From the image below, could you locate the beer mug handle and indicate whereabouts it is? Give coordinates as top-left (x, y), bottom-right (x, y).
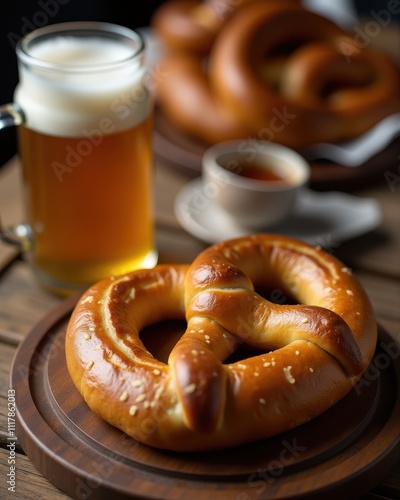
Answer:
top-left (0, 102), bottom-right (31, 250)
top-left (0, 102), bottom-right (25, 130)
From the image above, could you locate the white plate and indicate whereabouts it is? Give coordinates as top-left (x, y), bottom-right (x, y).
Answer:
top-left (174, 178), bottom-right (382, 246)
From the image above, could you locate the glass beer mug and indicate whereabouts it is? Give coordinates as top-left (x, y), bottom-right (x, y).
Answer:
top-left (0, 22), bottom-right (157, 295)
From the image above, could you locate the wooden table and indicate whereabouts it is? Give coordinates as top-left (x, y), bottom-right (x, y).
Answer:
top-left (0, 152), bottom-right (399, 499)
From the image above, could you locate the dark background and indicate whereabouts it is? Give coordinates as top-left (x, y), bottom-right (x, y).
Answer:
top-left (0, 0), bottom-right (397, 168)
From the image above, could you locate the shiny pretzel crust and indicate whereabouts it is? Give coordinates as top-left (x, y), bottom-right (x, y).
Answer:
top-left (66, 234), bottom-right (377, 451)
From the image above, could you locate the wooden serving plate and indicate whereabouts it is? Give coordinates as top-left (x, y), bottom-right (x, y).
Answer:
top-left (10, 295), bottom-right (400, 499)
top-left (153, 110), bottom-right (400, 191)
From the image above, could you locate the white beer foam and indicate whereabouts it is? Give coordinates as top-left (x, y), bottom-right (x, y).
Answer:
top-left (29, 36), bottom-right (134, 64)
top-left (15, 36), bottom-right (149, 136)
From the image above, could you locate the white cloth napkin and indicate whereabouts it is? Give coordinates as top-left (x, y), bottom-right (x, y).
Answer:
top-left (301, 113), bottom-right (400, 166)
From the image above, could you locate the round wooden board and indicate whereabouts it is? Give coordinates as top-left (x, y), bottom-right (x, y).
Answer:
top-left (153, 110), bottom-right (400, 191)
top-left (10, 295), bottom-right (400, 500)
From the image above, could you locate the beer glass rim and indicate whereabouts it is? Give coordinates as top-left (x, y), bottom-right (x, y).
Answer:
top-left (16, 21), bottom-right (145, 73)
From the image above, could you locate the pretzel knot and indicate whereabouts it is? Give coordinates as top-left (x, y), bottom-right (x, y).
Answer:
top-left (66, 235), bottom-right (377, 451)
top-left (154, 1), bottom-right (400, 148)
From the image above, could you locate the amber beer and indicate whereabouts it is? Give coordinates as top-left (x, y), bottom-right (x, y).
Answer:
top-left (13, 23), bottom-right (157, 294)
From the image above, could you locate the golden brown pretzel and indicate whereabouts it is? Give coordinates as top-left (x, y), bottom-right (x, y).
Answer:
top-left (66, 234), bottom-right (377, 451)
top-left (210, 2), bottom-right (400, 146)
top-left (155, 1), bottom-right (400, 148)
top-left (151, 0), bottom-right (280, 54)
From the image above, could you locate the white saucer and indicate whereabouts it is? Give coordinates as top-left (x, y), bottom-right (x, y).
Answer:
top-left (174, 178), bottom-right (382, 246)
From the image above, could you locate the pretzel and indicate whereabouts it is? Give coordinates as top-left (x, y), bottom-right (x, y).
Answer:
top-left (151, 0), bottom-right (278, 54)
top-left (155, 1), bottom-right (400, 148)
top-left (66, 234), bottom-right (377, 451)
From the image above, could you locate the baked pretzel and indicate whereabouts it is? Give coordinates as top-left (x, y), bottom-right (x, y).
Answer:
top-left (151, 0), bottom-right (282, 54)
top-left (66, 234), bottom-right (377, 451)
top-left (155, 1), bottom-right (400, 148)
